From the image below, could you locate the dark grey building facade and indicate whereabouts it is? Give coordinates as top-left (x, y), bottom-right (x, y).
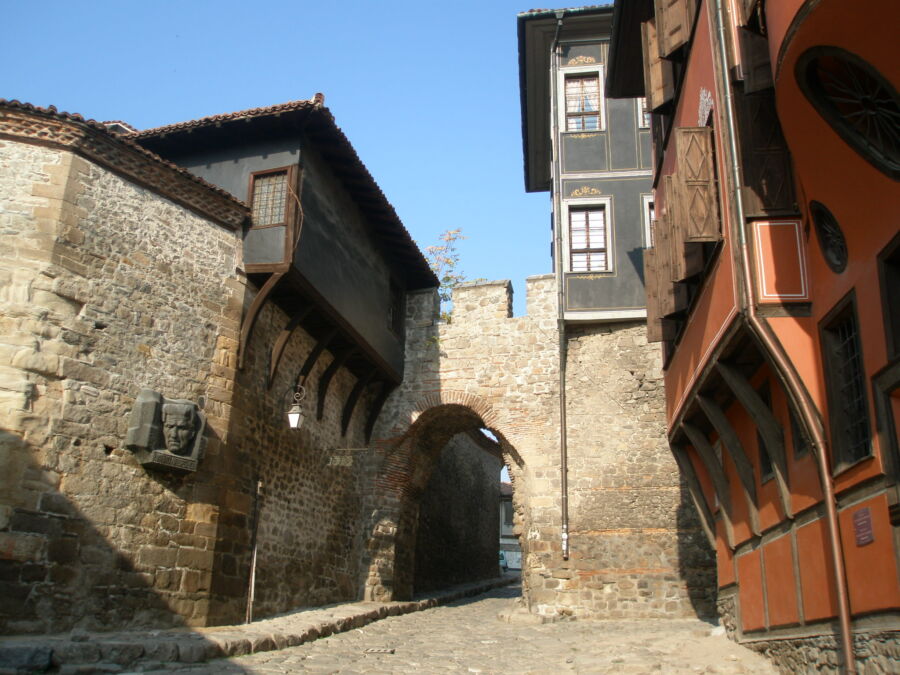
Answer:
top-left (519, 6), bottom-right (653, 321)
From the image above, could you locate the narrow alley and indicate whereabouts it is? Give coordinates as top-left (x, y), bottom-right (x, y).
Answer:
top-left (153, 584), bottom-right (777, 674)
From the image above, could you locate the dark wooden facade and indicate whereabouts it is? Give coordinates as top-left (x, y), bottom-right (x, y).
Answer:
top-left (137, 98), bottom-right (436, 435)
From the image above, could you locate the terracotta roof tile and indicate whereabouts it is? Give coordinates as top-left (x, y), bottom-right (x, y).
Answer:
top-left (0, 99), bottom-right (246, 210)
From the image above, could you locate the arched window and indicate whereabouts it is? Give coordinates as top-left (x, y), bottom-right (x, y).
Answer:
top-left (796, 46), bottom-right (900, 179)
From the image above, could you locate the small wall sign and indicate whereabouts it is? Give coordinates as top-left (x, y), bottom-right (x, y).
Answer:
top-left (852, 507), bottom-right (874, 547)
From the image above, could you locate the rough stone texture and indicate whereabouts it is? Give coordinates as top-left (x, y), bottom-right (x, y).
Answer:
top-left (0, 130), bottom-right (504, 636)
top-left (0, 138), bottom-right (244, 634)
top-left (367, 276), bottom-right (716, 619)
top-left (413, 432), bottom-right (501, 593)
top-left (745, 631), bottom-right (900, 674)
top-left (0, 577), bottom-right (514, 673)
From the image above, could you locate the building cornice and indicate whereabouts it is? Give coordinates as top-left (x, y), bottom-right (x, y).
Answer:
top-left (0, 100), bottom-right (248, 230)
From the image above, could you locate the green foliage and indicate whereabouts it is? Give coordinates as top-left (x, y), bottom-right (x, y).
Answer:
top-left (425, 228), bottom-right (467, 321)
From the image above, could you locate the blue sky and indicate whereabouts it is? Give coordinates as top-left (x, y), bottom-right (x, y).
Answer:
top-left (3, 0), bottom-right (557, 315)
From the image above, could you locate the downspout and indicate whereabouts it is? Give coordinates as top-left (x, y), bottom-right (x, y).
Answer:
top-left (550, 9), bottom-right (570, 561)
top-left (709, 0), bottom-right (855, 670)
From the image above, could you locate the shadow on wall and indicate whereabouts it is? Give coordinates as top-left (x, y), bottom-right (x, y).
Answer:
top-left (0, 430), bottom-right (242, 674)
top-left (363, 402), bottom-right (526, 603)
top-left (413, 430), bottom-right (502, 595)
top-left (676, 481), bottom-right (718, 619)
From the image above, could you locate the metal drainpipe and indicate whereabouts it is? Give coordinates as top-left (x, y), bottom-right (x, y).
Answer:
top-left (709, 1), bottom-right (856, 670)
top-left (550, 10), bottom-right (570, 561)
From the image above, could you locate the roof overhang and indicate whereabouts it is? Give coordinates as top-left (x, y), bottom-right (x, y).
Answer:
top-left (136, 99), bottom-right (438, 290)
top-left (606, 0), bottom-right (655, 99)
top-left (517, 5), bottom-right (615, 193)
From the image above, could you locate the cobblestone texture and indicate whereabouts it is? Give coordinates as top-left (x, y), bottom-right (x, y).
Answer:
top-left (152, 584), bottom-right (777, 675)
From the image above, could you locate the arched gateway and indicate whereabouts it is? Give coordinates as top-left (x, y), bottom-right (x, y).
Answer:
top-left (364, 277), bottom-right (716, 618)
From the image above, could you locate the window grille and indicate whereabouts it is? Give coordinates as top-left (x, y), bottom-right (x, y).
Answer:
top-left (569, 207), bottom-right (607, 272)
top-left (822, 300), bottom-right (872, 465)
top-left (565, 76), bottom-right (601, 131)
top-left (251, 171), bottom-right (288, 226)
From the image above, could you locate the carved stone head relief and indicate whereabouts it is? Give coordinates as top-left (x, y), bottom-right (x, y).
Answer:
top-left (126, 388), bottom-right (205, 472)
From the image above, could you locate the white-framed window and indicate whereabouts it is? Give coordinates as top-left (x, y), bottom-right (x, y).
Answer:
top-left (559, 64), bottom-right (606, 132)
top-left (564, 197), bottom-right (613, 272)
top-left (641, 194), bottom-right (655, 247)
top-left (637, 97), bottom-right (651, 129)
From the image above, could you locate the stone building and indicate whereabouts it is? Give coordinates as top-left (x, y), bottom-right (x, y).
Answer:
top-left (1, 20), bottom-right (720, 634)
top-left (606, 0), bottom-right (900, 670)
top-left (0, 97), bottom-right (499, 634)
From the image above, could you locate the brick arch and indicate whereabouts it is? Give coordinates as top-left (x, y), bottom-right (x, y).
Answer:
top-left (361, 395), bottom-right (526, 602)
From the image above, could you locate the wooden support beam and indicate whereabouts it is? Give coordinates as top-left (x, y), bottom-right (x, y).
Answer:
top-left (238, 272), bottom-right (285, 369)
top-left (341, 368), bottom-right (376, 436)
top-left (682, 423), bottom-right (735, 549)
top-left (317, 346), bottom-right (356, 420)
top-left (697, 395), bottom-right (761, 535)
top-left (716, 362), bottom-right (793, 519)
top-left (266, 306), bottom-right (312, 388)
top-left (298, 328), bottom-right (338, 383)
top-left (365, 381), bottom-right (397, 444)
top-left (672, 445), bottom-right (717, 550)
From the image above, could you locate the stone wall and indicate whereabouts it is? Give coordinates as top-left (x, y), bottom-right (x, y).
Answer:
top-left (413, 432), bottom-right (501, 594)
top-left (0, 124), bottom-right (505, 635)
top-left (0, 137), bottom-right (245, 633)
top-left (367, 275), bottom-right (716, 619)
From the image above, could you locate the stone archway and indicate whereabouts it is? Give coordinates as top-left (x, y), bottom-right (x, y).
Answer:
top-left (362, 394), bottom-right (526, 602)
top-left (361, 280), bottom-right (714, 618)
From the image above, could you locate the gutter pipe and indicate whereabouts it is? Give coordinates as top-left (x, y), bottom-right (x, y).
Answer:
top-left (709, 0), bottom-right (855, 670)
top-left (550, 9), bottom-right (570, 561)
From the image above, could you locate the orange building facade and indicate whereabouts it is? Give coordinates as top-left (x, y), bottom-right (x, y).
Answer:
top-left (607, 0), bottom-right (899, 670)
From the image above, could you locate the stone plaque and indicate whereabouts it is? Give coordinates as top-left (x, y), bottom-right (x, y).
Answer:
top-left (852, 507), bottom-right (874, 547)
top-left (125, 388), bottom-right (206, 473)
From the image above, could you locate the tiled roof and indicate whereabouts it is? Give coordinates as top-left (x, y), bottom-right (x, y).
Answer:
top-left (135, 94), bottom-right (324, 138)
top-left (0, 99), bottom-right (247, 214)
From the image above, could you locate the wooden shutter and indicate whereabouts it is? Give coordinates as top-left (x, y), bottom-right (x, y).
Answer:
top-left (655, 181), bottom-right (691, 316)
top-left (655, 0), bottom-right (691, 58)
top-left (666, 174), bottom-right (705, 280)
top-left (738, 28), bottom-right (773, 93)
top-left (740, 0), bottom-right (758, 25)
top-left (675, 127), bottom-right (722, 242)
top-left (734, 90), bottom-right (797, 217)
top-left (641, 19), bottom-right (675, 111)
top-left (643, 247), bottom-right (663, 342)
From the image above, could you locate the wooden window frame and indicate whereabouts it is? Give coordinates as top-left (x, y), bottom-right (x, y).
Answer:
top-left (559, 64), bottom-right (606, 133)
top-left (248, 166), bottom-right (295, 229)
top-left (642, 194), bottom-right (655, 248)
top-left (564, 199), bottom-right (612, 274)
top-left (637, 97), bottom-right (651, 129)
top-left (877, 231), bottom-right (900, 361)
top-left (819, 290), bottom-right (874, 472)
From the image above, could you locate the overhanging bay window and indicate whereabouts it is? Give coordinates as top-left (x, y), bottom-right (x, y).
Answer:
top-left (250, 168), bottom-right (290, 227)
top-left (569, 206), bottom-right (609, 272)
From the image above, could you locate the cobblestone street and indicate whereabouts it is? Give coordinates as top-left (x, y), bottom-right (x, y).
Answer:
top-left (153, 584), bottom-right (776, 674)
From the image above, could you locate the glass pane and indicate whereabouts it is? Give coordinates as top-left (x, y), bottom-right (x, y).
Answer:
top-left (252, 171), bottom-right (288, 226)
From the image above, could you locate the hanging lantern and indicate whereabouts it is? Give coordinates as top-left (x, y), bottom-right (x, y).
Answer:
top-left (286, 383), bottom-right (306, 429)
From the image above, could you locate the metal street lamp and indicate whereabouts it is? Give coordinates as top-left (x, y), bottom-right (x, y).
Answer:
top-left (286, 382), bottom-right (306, 429)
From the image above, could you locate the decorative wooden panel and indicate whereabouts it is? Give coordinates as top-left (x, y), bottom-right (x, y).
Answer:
top-left (666, 174), bottom-right (705, 280)
top-left (738, 28), bottom-right (773, 93)
top-left (675, 127), bottom-right (722, 242)
top-left (641, 19), bottom-right (675, 112)
top-left (735, 90), bottom-right (797, 217)
top-left (655, 0), bottom-right (691, 58)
